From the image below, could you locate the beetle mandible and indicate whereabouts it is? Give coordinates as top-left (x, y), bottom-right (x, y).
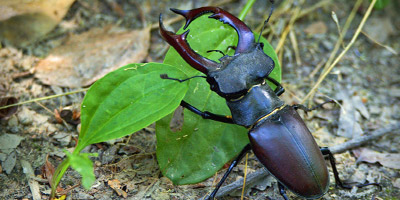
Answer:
top-left (158, 5), bottom-right (378, 200)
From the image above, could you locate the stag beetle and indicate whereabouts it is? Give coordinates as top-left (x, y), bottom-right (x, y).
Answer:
top-left (159, 6), bottom-right (379, 200)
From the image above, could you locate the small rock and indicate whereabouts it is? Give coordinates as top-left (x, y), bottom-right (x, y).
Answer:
top-left (17, 107), bottom-right (35, 125)
top-left (46, 123), bottom-right (57, 134)
top-left (393, 178), bottom-right (400, 189)
top-left (7, 115), bottom-right (18, 127)
top-left (0, 152), bottom-right (7, 161)
top-left (0, 133), bottom-right (24, 151)
top-left (364, 17), bottom-right (395, 43)
top-left (304, 21), bottom-right (328, 35)
top-left (101, 145), bottom-right (118, 165)
top-left (2, 151), bottom-right (16, 174)
top-left (53, 132), bottom-right (71, 146)
top-left (74, 192), bottom-right (94, 199)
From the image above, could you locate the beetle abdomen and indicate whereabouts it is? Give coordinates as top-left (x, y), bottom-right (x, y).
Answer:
top-left (248, 105), bottom-right (329, 199)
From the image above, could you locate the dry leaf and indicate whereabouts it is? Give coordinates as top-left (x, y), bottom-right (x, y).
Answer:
top-left (35, 26), bottom-right (151, 88)
top-left (304, 21), bottom-right (327, 35)
top-left (353, 148), bottom-right (400, 170)
top-left (0, 97), bottom-right (18, 119)
top-left (0, 0), bottom-right (76, 47)
top-left (108, 179), bottom-right (127, 198)
top-left (336, 89), bottom-right (364, 138)
top-left (42, 155), bottom-right (56, 186)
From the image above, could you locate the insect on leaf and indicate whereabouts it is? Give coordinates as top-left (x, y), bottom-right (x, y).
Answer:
top-left (157, 14), bottom-right (281, 184)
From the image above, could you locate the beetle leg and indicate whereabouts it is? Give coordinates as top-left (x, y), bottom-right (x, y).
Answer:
top-left (159, 14), bottom-right (218, 74)
top-left (320, 147), bottom-right (381, 190)
top-left (205, 144), bottom-right (252, 200)
top-left (292, 100), bottom-right (335, 113)
top-left (265, 77), bottom-right (285, 96)
top-left (170, 7), bottom-right (255, 55)
top-left (181, 101), bottom-right (234, 124)
top-left (278, 182), bottom-right (289, 200)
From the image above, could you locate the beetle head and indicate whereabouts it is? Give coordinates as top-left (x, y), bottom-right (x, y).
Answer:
top-left (159, 7), bottom-right (256, 74)
top-left (159, 7), bottom-right (275, 100)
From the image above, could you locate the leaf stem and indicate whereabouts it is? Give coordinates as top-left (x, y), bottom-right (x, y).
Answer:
top-left (0, 88), bottom-right (88, 110)
top-left (238, 0), bottom-right (257, 20)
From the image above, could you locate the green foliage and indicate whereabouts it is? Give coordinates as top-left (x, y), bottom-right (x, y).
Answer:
top-left (50, 158), bottom-right (70, 198)
top-left (156, 14), bottom-right (281, 184)
top-left (51, 63), bottom-right (189, 196)
top-left (66, 151), bottom-right (97, 189)
top-left (371, 0), bottom-right (389, 9)
top-left (76, 63), bottom-right (189, 152)
top-left (51, 5), bottom-right (282, 197)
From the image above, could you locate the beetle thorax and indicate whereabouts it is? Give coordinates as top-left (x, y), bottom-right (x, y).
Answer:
top-left (206, 44), bottom-right (274, 100)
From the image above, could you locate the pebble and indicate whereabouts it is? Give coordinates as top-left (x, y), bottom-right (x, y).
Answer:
top-left (17, 107), bottom-right (34, 125)
top-left (7, 115), bottom-right (18, 127)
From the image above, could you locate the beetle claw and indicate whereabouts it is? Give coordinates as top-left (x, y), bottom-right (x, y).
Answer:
top-left (170, 7), bottom-right (255, 54)
top-left (159, 14), bottom-right (218, 74)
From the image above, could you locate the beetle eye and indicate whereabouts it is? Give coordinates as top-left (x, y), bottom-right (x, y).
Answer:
top-left (257, 43), bottom-right (264, 49)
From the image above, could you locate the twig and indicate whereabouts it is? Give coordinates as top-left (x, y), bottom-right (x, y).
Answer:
top-left (240, 153), bottom-right (249, 200)
top-left (361, 30), bottom-right (397, 55)
top-left (321, 0), bottom-right (362, 76)
top-left (289, 29), bottom-right (301, 66)
top-left (214, 122), bottom-right (400, 198)
top-left (330, 122), bottom-right (400, 154)
top-left (297, 0), bottom-right (332, 19)
top-left (305, 0), bottom-right (361, 103)
top-left (58, 183), bottom-right (81, 195)
top-left (255, 0), bottom-right (332, 34)
top-left (21, 160), bottom-right (42, 200)
top-left (301, 0), bottom-right (377, 104)
top-left (275, 7), bottom-right (300, 54)
top-left (0, 88), bottom-right (88, 110)
top-left (331, 11), bottom-right (345, 49)
top-left (215, 169), bottom-right (268, 198)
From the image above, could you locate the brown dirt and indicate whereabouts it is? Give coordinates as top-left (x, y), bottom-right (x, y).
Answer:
top-left (0, 0), bottom-right (399, 199)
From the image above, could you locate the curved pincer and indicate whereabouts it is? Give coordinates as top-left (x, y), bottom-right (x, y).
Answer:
top-left (159, 14), bottom-right (218, 74)
top-left (170, 7), bottom-right (255, 55)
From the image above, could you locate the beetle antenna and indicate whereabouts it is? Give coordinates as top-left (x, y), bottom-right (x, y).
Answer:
top-left (257, 0), bottom-right (275, 43)
top-left (160, 74), bottom-right (207, 83)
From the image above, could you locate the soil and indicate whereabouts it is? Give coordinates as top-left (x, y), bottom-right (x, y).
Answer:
top-left (0, 0), bottom-right (399, 200)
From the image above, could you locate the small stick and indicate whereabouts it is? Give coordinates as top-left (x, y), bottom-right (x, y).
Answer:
top-left (330, 122), bottom-right (400, 154)
top-left (21, 160), bottom-right (42, 200)
top-left (215, 169), bottom-right (268, 198)
top-left (0, 88), bottom-right (88, 110)
top-left (240, 153), bottom-right (249, 200)
top-left (213, 122), bottom-right (400, 198)
top-left (301, 0), bottom-right (377, 104)
top-left (289, 29), bottom-right (301, 66)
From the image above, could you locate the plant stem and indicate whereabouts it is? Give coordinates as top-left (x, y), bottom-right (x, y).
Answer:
top-left (301, 0), bottom-right (377, 103)
top-left (238, 0), bottom-right (257, 20)
top-left (0, 88), bottom-right (88, 110)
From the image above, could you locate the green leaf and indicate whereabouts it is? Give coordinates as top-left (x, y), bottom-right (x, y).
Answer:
top-left (66, 151), bottom-right (97, 189)
top-left (50, 158), bottom-right (70, 198)
top-left (51, 63), bottom-right (189, 195)
top-left (157, 14), bottom-right (281, 184)
top-left (76, 62), bottom-right (189, 152)
top-left (371, 0), bottom-right (389, 9)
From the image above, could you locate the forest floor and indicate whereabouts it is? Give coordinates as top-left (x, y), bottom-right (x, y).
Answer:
top-left (0, 0), bottom-right (399, 199)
